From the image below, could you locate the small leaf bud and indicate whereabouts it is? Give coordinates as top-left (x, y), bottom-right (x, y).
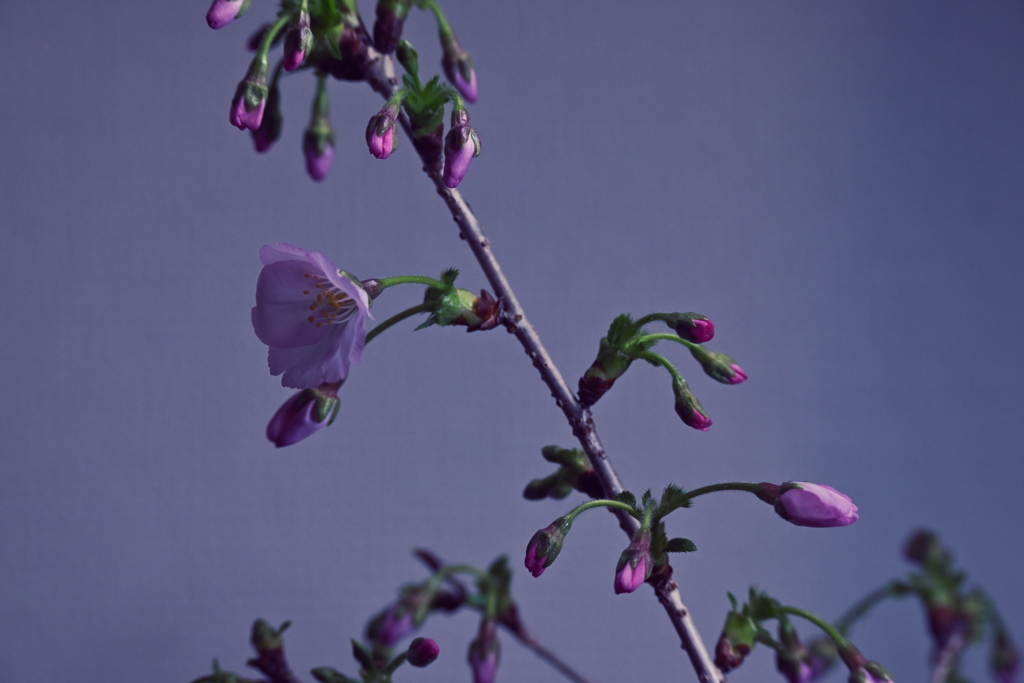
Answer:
top-left (407, 638), bottom-right (440, 668)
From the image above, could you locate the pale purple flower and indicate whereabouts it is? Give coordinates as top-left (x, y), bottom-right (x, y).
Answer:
top-left (407, 638), bottom-right (440, 668)
top-left (207, 0), bottom-right (245, 29)
top-left (366, 105), bottom-right (399, 159)
top-left (775, 482), bottom-right (859, 528)
top-left (251, 243), bottom-right (371, 389)
top-left (304, 133), bottom-right (334, 182)
top-left (443, 107), bottom-right (480, 189)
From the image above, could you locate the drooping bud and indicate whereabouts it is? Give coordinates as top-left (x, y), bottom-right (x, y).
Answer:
top-left (714, 611), bottom-right (758, 672)
top-left (365, 104), bottom-right (399, 159)
top-left (373, 0), bottom-right (410, 54)
top-left (440, 28), bottom-right (478, 103)
top-left (303, 76), bottom-right (335, 182)
top-left (774, 482), bottom-right (859, 528)
top-left (613, 529), bottom-right (652, 594)
top-left (688, 344), bottom-right (747, 385)
top-left (266, 381), bottom-right (342, 448)
top-left (251, 76), bottom-right (283, 152)
top-left (407, 638), bottom-right (441, 668)
top-left (207, 0), bottom-right (250, 30)
top-left (524, 517), bottom-right (571, 577)
top-left (902, 529), bottom-right (951, 569)
top-left (468, 621), bottom-right (500, 683)
top-left (283, 10), bottom-right (312, 71)
top-left (366, 603), bottom-right (417, 647)
top-left (230, 53), bottom-right (270, 131)
top-left (992, 631), bottom-right (1020, 683)
top-left (663, 312), bottom-right (715, 343)
top-left (443, 105), bottom-right (481, 189)
top-left (673, 378), bottom-right (712, 431)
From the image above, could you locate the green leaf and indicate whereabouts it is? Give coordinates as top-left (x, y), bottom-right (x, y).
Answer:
top-left (655, 484), bottom-right (691, 519)
top-left (606, 314), bottom-right (641, 347)
top-left (440, 267), bottom-right (459, 285)
top-left (665, 538), bottom-right (698, 553)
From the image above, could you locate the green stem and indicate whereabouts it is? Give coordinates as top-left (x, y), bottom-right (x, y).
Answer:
top-left (414, 564), bottom-right (489, 623)
top-left (260, 14), bottom-right (291, 57)
top-left (635, 333), bottom-right (698, 350)
top-left (836, 583), bottom-right (908, 635)
top-left (633, 350), bottom-right (684, 384)
top-left (635, 313), bottom-right (671, 328)
top-left (687, 482), bottom-right (765, 501)
top-left (422, 0), bottom-right (452, 35)
top-left (780, 606), bottom-right (853, 653)
top-left (376, 275), bottom-right (447, 290)
top-left (564, 499), bottom-right (639, 525)
top-left (365, 303), bottom-right (433, 344)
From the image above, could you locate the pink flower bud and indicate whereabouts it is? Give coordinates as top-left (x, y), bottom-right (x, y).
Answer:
top-left (366, 105), bottom-right (399, 159)
top-left (207, 0), bottom-right (246, 30)
top-left (304, 132), bottom-right (334, 182)
top-left (849, 664), bottom-right (894, 683)
top-left (230, 55), bottom-right (269, 131)
top-left (613, 530), bottom-right (652, 594)
top-left (774, 482), bottom-right (859, 528)
top-left (443, 107), bottom-right (480, 189)
top-left (524, 517), bottom-right (569, 577)
top-left (468, 621), bottom-right (500, 683)
top-left (441, 36), bottom-right (478, 103)
top-left (407, 637), bottom-right (440, 668)
top-left (283, 11), bottom-right (312, 71)
top-left (266, 382), bottom-right (342, 448)
top-left (673, 379), bottom-right (712, 431)
top-left (668, 312), bottom-right (715, 343)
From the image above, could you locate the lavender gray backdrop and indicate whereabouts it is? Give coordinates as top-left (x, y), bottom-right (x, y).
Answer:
top-left (1, 1), bottom-right (1022, 682)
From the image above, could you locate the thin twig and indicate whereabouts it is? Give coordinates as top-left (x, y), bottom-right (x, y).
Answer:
top-left (356, 33), bottom-right (725, 683)
top-left (931, 628), bottom-right (967, 683)
top-left (512, 627), bottom-right (595, 683)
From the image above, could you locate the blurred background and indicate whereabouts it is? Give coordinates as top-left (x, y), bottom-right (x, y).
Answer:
top-left (1, 1), bottom-right (1022, 681)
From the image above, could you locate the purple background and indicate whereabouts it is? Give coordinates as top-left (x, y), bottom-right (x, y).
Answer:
top-left (1, 2), bottom-right (1023, 682)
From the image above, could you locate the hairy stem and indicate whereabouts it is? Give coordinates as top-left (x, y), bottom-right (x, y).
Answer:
top-left (356, 33), bottom-right (724, 683)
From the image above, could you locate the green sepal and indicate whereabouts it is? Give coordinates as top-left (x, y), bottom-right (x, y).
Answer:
top-left (414, 315), bottom-right (437, 330)
top-left (655, 484), bottom-right (691, 519)
top-left (665, 538), bottom-right (698, 553)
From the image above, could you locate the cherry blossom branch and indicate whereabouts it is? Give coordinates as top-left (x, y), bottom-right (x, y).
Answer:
top-left (356, 35), bottom-right (725, 683)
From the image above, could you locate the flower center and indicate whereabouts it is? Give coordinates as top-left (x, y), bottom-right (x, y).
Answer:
top-left (303, 272), bottom-right (357, 328)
